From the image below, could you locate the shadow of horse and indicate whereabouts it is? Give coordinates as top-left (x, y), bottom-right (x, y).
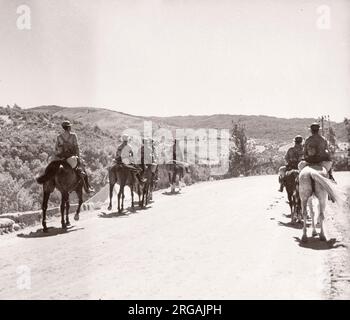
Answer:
top-left (99, 205), bottom-right (152, 218)
top-left (17, 226), bottom-right (84, 238)
top-left (293, 236), bottom-right (347, 250)
top-left (278, 220), bottom-right (306, 230)
top-left (162, 191), bottom-right (181, 196)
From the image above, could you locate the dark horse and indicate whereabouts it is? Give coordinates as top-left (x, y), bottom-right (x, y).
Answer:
top-left (142, 164), bottom-right (157, 206)
top-left (108, 165), bottom-right (144, 213)
top-left (38, 161), bottom-right (83, 232)
top-left (284, 169), bottom-right (301, 223)
top-left (162, 160), bottom-right (188, 193)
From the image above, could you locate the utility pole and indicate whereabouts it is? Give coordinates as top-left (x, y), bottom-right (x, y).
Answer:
top-left (318, 115), bottom-right (330, 137)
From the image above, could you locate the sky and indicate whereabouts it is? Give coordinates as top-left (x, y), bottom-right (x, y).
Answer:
top-left (0, 0), bottom-right (349, 121)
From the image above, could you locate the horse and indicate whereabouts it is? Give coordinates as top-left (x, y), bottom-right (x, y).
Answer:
top-left (163, 160), bottom-right (188, 193)
top-left (141, 164), bottom-right (157, 206)
top-left (38, 161), bottom-right (83, 232)
top-left (299, 165), bottom-right (344, 242)
top-left (284, 169), bottom-right (302, 223)
top-left (108, 165), bottom-right (143, 213)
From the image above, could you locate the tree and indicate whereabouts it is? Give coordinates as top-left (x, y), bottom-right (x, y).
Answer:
top-left (229, 121), bottom-right (257, 176)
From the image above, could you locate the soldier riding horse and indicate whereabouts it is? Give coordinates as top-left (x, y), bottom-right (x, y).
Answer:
top-left (36, 121), bottom-right (94, 231)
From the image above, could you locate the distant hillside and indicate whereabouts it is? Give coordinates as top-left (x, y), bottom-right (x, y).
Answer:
top-left (30, 105), bottom-right (175, 134)
top-left (150, 114), bottom-right (348, 144)
top-left (30, 106), bottom-right (348, 144)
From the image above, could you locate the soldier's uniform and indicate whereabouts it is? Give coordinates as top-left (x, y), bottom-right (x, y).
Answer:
top-left (284, 144), bottom-right (304, 170)
top-left (115, 134), bottom-right (145, 183)
top-left (37, 120), bottom-right (94, 193)
top-left (298, 123), bottom-right (333, 175)
top-left (278, 135), bottom-right (303, 192)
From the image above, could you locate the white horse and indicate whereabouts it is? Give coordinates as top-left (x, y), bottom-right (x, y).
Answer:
top-left (299, 166), bottom-right (344, 242)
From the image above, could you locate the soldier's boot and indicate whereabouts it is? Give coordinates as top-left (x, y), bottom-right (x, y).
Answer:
top-left (76, 167), bottom-right (94, 193)
top-left (278, 176), bottom-right (284, 192)
top-left (328, 169), bottom-right (336, 183)
top-left (327, 169), bottom-right (336, 202)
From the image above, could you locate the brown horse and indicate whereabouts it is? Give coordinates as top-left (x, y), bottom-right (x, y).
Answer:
top-left (284, 169), bottom-right (302, 223)
top-left (141, 164), bottom-right (157, 206)
top-left (108, 165), bottom-right (143, 212)
top-left (38, 161), bottom-right (83, 232)
top-left (163, 160), bottom-right (188, 193)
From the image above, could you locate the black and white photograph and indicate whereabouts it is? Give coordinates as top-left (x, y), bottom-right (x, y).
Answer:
top-left (0, 0), bottom-right (350, 304)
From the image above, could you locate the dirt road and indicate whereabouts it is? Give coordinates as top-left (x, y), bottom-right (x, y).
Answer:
top-left (0, 173), bottom-right (349, 299)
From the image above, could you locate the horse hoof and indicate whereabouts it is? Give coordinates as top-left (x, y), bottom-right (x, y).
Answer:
top-left (107, 205), bottom-right (112, 211)
top-left (74, 214), bottom-right (79, 221)
top-left (62, 224), bottom-right (67, 229)
top-left (43, 227), bottom-right (48, 233)
top-left (66, 221), bottom-right (71, 227)
top-left (319, 234), bottom-right (327, 241)
top-left (312, 231), bottom-right (318, 237)
top-left (301, 235), bottom-right (308, 243)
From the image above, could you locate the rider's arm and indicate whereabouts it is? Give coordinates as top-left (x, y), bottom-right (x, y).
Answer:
top-left (72, 133), bottom-right (80, 157)
top-left (303, 141), bottom-right (309, 160)
top-left (284, 148), bottom-right (292, 163)
top-left (55, 136), bottom-right (62, 155)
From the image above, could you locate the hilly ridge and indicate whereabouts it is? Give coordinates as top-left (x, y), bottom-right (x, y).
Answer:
top-left (30, 105), bottom-right (348, 143)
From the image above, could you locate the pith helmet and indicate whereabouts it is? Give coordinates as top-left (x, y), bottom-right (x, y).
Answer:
top-left (294, 135), bottom-right (303, 143)
top-left (61, 120), bottom-right (71, 129)
top-left (122, 134), bottom-right (129, 142)
top-left (310, 122), bottom-right (320, 129)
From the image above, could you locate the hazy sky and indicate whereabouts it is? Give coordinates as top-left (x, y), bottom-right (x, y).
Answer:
top-left (0, 0), bottom-right (349, 121)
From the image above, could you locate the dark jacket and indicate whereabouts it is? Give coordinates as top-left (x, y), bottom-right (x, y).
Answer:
top-left (304, 133), bottom-right (330, 164)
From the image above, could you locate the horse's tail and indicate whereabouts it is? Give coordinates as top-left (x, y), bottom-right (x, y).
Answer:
top-left (308, 168), bottom-right (346, 205)
top-left (36, 160), bottom-right (63, 184)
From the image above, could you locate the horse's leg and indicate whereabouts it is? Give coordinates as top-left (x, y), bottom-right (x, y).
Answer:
top-left (74, 186), bottom-right (83, 221)
top-left (140, 183), bottom-right (146, 208)
top-left (145, 184), bottom-right (149, 206)
top-left (170, 172), bottom-right (175, 193)
top-left (130, 185), bottom-right (134, 208)
top-left (42, 189), bottom-right (50, 232)
top-left (118, 186), bottom-right (122, 213)
top-left (137, 185), bottom-right (141, 207)
top-left (108, 182), bottom-right (115, 211)
top-left (301, 198), bottom-right (308, 242)
top-left (121, 185), bottom-right (125, 211)
top-left (149, 181), bottom-right (153, 201)
top-left (296, 194), bottom-right (302, 222)
top-left (61, 192), bottom-right (68, 229)
top-left (309, 198), bottom-right (317, 237)
top-left (65, 195), bottom-right (70, 226)
top-left (307, 197), bottom-right (313, 220)
top-left (316, 200), bottom-right (321, 227)
top-left (318, 192), bottom-right (327, 241)
top-left (287, 192), bottom-right (294, 222)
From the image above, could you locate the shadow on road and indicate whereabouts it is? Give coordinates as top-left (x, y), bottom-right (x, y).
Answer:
top-left (162, 191), bottom-right (181, 196)
top-left (278, 221), bottom-right (308, 230)
top-left (293, 236), bottom-right (347, 250)
top-left (17, 226), bottom-right (84, 239)
top-left (99, 205), bottom-right (152, 218)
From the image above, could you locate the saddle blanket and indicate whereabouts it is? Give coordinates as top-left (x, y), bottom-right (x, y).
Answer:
top-left (66, 156), bottom-right (78, 169)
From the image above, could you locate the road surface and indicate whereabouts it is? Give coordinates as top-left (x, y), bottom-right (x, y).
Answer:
top-left (0, 173), bottom-right (349, 299)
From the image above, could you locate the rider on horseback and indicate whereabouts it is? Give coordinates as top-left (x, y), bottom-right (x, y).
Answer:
top-left (298, 122), bottom-right (335, 181)
top-left (278, 135), bottom-right (304, 192)
top-left (115, 134), bottom-right (146, 184)
top-left (36, 120), bottom-right (94, 193)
